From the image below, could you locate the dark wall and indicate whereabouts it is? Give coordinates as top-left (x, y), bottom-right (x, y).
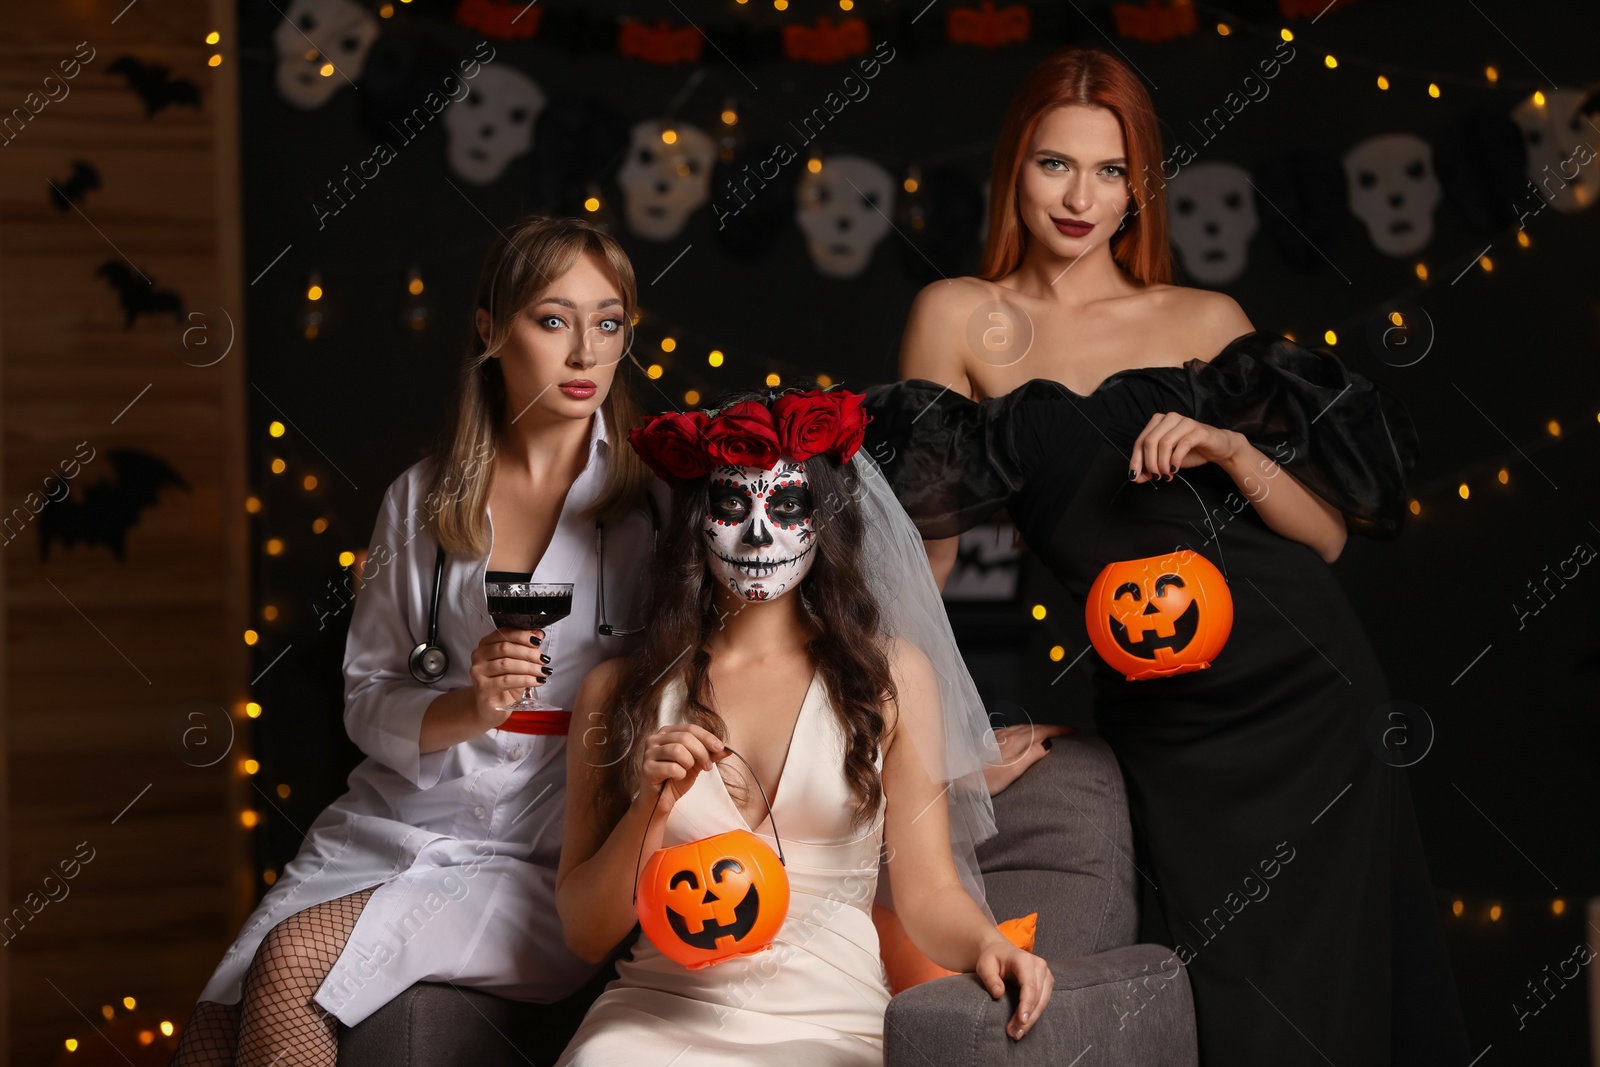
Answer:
top-left (238, 2), bottom-right (1598, 1058)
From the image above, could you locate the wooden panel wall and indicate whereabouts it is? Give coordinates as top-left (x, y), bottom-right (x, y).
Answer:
top-left (0, 1), bottom-right (249, 1063)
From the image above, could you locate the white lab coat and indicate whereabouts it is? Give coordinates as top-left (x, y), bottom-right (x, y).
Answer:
top-left (196, 413), bottom-right (660, 1025)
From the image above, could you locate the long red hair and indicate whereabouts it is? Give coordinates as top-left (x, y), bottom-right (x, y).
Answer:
top-left (981, 47), bottom-right (1171, 286)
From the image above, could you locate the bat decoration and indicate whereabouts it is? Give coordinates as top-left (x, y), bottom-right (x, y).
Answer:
top-left (618, 18), bottom-right (704, 64)
top-left (38, 449), bottom-right (189, 562)
top-left (453, 0), bottom-right (544, 40)
top-left (95, 260), bottom-right (185, 328)
top-left (49, 161), bottom-right (101, 211)
top-left (947, 3), bottom-right (1032, 49)
top-left (107, 55), bottom-right (202, 117)
top-left (953, 541), bottom-right (1021, 578)
top-left (1110, 0), bottom-right (1198, 43)
top-left (783, 17), bottom-right (871, 64)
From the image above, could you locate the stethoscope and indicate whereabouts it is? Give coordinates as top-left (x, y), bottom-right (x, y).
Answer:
top-left (408, 496), bottom-right (660, 683)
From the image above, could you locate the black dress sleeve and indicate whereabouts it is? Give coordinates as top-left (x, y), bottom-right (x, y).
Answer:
top-left (1180, 332), bottom-right (1420, 539)
top-left (862, 380), bottom-right (1029, 540)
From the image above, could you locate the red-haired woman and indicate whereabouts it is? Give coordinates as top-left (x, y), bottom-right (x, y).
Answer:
top-left (866, 47), bottom-right (1468, 1066)
top-left (170, 217), bottom-right (661, 1066)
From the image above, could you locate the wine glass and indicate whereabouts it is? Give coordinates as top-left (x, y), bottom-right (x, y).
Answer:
top-left (485, 575), bottom-right (574, 713)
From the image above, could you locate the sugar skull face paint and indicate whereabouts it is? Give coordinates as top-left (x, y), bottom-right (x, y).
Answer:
top-left (704, 462), bottom-right (816, 601)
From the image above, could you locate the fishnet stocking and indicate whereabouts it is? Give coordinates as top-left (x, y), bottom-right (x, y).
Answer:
top-left (169, 1000), bottom-right (241, 1067)
top-left (234, 885), bottom-right (378, 1067)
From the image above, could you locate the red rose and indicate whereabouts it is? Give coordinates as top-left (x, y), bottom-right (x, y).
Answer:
top-left (701, 401), bottom-right (781, 469)
top-left (628, 411), bottom-right (711, 483)
top-left (772, 389), bottom-right (871, 463)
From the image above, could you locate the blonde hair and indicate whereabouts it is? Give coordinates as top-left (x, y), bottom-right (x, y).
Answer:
top-left (427, 215), bottom-right (652, 556)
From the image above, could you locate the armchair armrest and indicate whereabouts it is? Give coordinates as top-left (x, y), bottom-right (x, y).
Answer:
top-left (884, 943), bottom-right (1198, 1067)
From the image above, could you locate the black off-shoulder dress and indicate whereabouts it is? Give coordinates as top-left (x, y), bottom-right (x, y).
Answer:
top-left (865, 332), bottom-right (1468, 1066)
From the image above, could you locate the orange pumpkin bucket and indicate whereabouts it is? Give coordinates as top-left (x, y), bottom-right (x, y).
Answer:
top-left (633, 747), bottom-right (791, 969)
top-left (1085, 550), bottom-right (1233, 681)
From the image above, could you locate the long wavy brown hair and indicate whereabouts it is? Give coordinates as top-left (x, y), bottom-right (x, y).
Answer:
top-left (981, 46), bottom-right (1171, 286)
top-left (594, 386), bottom-right (895, 834)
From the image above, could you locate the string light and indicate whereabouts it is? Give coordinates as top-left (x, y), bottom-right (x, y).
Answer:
top-left (1324, 54), bottom-right (1338, 69)
top-left (1480, 255), bottom-right (1494, 272)
top-left (817, 374), bottom-right (833, 387)
top-left (1049, 645), bottom-right (1065, 662)
top-left (338, 550), bottom-right (355, 566)
top-left (1031, 604), bottom-right (1047, 620)
top-left (807, 154), bottom-right (823, 174)
top-left (583, 193), bottom-right (601, 212)
top-left (1489, 903), bottom-right (1503, 921)
top-left (1497, 468), bottom-right (1509, 484)
top-left (1409, 499), bottom-right (1421, 516)
top-left (1389, 311), bottom-right (1403, 326)
top-left (302, 474), bottom-right (317, 490)
top-left (1280, 28), bottom-right (1293, 42)
top-left (268, 420), bottom-right (286, 438)
top-left (1552, 899), bottom-right (1566, 916)
top-left (1323, 329), bottom-right (1338, 345)
top-left (123, 998), bottom-right (137, 1010)
top-left (241, 810), bottom-right (260, 828)
top-left (1414, 262), bottom-right (1428, 281)
top-left (1516, 230), bottom-right (1530, 248)
top-left (245, 702), bottom-right (262, 719)
top-left (101, 1006), bottom-right (114, 1021)
top-left (660, 127), bottom-right (678, 145)
top-left (1216, 22), bottom-right (1231, 35)
top-left (270, 458), bottom-right (286, 474)
top-left (708, 350), bottom-right (724, 367)
top-left (65, 1039), bottom-right (79, 1052)
top-left (1533, 90), bottom-right (1546, 106)
top-left (265, 537), bottom-right (284, 556)
top-left (685, 389), bottom-right (702, 405)
top-left (839, 0), bottom-right (853, 9)
top-left (277, 783), bottom-right (291, 799)
top-left (242, 758), bottom-right (259, 773)
top-left (1427, 82), bottom-right (1441, 98)
top-left (379, 2), bottom-right (394, 15)
top-left (1452, 899), bottom-right (1465, 917)
top-left (245, 496), bottom-right (261, 514)
top-left (311, 517), bottom-right (328, 533)
top-left (1376, 74), bottom-right (1390, 90)
top-left (660, 337), bottom-right (677, 353)
top-left (1485, 65), bottom-right (1498, 84)
top-left (264, 869), bottom-right (278, 885)
top-left (646, 363), bottom-right (664, 379)
top-left (1457, 483), bottom-right (1470, 500)
top-left (208, 53), bottom-right (223, 68)
top-left (243, 630), bottom-right (259, 646)
top-left (262, 605), bottom-right (279, 621)
top-left (1546, 419), bottom-right (1561, 437)
top-left (765, 372), bottom-right (781, 387)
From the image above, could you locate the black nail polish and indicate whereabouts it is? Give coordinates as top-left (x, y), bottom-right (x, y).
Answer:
top-left (1128, 469), bottom-right (1137, 480)
top-left (1169, 463), bottom-right (1177, 473)
top-left (1042, 738), bottom-right (1053, 751)
top-left (529, 635), bottom-right (541, 646)
top-left (540, 654), bottom-right (551, 664)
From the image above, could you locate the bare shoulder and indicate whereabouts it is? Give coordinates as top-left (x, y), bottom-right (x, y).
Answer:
top-left (900, 277), bottom-right (1006, 388)
top-left (1128, 284), bottom-right (1254, 362)
top-left (571, 655), bottom-right (633, 741)
top-left (881, 635), bottom-right (938, 739)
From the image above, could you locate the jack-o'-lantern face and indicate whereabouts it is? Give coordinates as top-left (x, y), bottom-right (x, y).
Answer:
top-left (1085, 552), bottom-right (1233, 681)
top-left (636, 829), bottom-right (790, 969)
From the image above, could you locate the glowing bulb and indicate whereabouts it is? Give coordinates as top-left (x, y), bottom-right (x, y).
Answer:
top-left (1428, 83), bottom-right (1441, 98)
top-left (312, 517), bottom-right (328, 534)
top-left (208, 54), bottom-right (223, 67)
top-left (1480, 255), bottom-right (1494, 272)
top-left (1552, 899), bottom-right (1566, 916)
top-left (1049, 645), bottom-right (1065, 662)
top-left (1533, 90), bottom-right (1546, 106)
top-left (903, 177), bottom-right (919, 193)
top-left (244, 629), bottom-right (259, 645)
top-left (101, 1006), bottom-right (114, 1020)
top-left (264, 869), bottom-right (278, 885)
top-left (338, 550), bottom-right (355, 566)
top-left (246, 496), bottom-right (261, 514)
top-left (243, 758), bottom-right (260, 773)
top-left (765, 372), bottom-right (781, 387)
top-left (319, 62), bottom-right (334, 77)
top-left (269, 420), bottom-right (286, 437)
top-left (1414, 262), bottom-right (1428, 281)
top-left (1458, 483), bottom-right (1470, 500)
top-left (1323, 330), bottom-right (1337, 345)
top-left (262, 605), bottom-right (279, 621)
top-left (1485, 65), bottom-right (1498, 84)
top-left (1280, 28), bottom-right (1294, 41)
top-left (708, 350), bottom-right (724, 367)
top-left (1497, 469), bottom-right (1509, 484)
top-left (265, 538), bottom-right (284, 556)
top-left (839, 0), bottom-right (852, 9)
top-left (774, 0), bottom-right (788, 9)
top-left (302, 474), bottom-right (317, 490)
top-left (1451, 899), bottom-right (1464, 917)
top-left (245, 703), bottom-right (262, 719)
top-left (1324, 54), bottom-right (1338, 69)
top-left (270, 458), bottom-right (286, 474)
top-left (241, 810), bottom-right (260, 828)
top-left (817, 374), bottom-right (833, 387)
top-left (1516, 230), bottom-right (1530, 248)
top-left (138, 1031), bottom-right (155, 1046)
top-left (807, 157), bottom-right (823, 173)
top-left (583, 196), bottom-right (600, 212)
top-left (380, 1), bottom-right (394, 14)
top-left (1546, 419), bottom-right (1561, 437)
top-left (1408, 499), bottom-right (1421, 516)
top-left (684, 390), bottom-right (701, 405)
top-left (277, 783), bottom-right (291, 798)
top-left (721, 109), bottom-right (738, 126)
top-left (646, 363), bottom-right (663, 380)
top-left (65, 1039), bottom-right (79, 1051)
top-left (1376, 74), bottom-right (1390, 90)
top-left (1031, 604), bottom-right (1047, 620)
top-left (660, 337), bottom-right (677, 353)
top-left (1489, 903), bottom-right (1502, 922)
top-left (123, 998), bottom-right (136, 1010)
top-left (307, 284), bottom-right (323, 301)
top-left (1389, 311), bottom-right (1403, 326)
top-left (1216, 22), bottom-right (1231, 35)
top-left (407, 277), bottom-right (424, 296)
top-left (660, 128), bottom-right (678, 145)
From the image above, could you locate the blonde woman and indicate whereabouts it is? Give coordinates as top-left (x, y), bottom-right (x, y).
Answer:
top-left (171, 216), bottom-right (662, 1067)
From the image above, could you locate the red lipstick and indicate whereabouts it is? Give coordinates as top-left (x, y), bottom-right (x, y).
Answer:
top-left (558, 379), bottom-right (597, 399)
top-left (1052, 217), bottom-right (1095, 238)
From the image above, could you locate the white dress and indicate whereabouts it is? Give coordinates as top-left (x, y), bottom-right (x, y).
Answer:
top-left (195, 413), bottom-right (662, 1026)
top-left (556, 671), bottom-right (892, 1067)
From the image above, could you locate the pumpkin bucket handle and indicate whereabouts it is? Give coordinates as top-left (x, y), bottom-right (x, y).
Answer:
top-left (632, 745), bottom-right (787, 906)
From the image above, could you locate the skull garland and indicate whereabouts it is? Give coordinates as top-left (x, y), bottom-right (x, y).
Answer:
top-left (1168, 162), bottom-right (1259, 285)
top-left (1342, 133), bottom-right (1442, 257)
top-left (1511, 89), bottom-right (1600, 214)
top-left (703, 462), bottom-right (817, 602)
top-left (617, 120), bottom-right (716, 240)
top-left (273, 0), bottom-right (380, 110)
top-left (441, 66), bottom-right (546, 185)
top-left (795, 156), bottom-right (896, 279)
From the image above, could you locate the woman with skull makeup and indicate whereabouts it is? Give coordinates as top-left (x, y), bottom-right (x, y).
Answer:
top-left (170, 217), bottom-right (661, 1067)
top-left (866, 47), bottom-right (1468, 1067)
top-left (552, 386), bottom-right (1052, 1065)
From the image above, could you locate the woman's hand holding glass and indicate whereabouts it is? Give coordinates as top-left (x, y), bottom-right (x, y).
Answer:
top-left (468, 627), bottom-right (552, 730)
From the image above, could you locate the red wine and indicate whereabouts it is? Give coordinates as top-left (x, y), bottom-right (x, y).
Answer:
top-left (487, 592), bottom-right (572, 631)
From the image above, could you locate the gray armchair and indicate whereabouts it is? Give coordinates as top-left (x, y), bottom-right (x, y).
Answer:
top-left (883, 738), bottom-right (1198, 1066)
top-left (340, 739), bottom-right (1198, 1066)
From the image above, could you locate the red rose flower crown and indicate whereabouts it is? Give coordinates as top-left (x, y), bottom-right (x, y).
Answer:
top-left (627, 386), bottom-right (872, 484)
